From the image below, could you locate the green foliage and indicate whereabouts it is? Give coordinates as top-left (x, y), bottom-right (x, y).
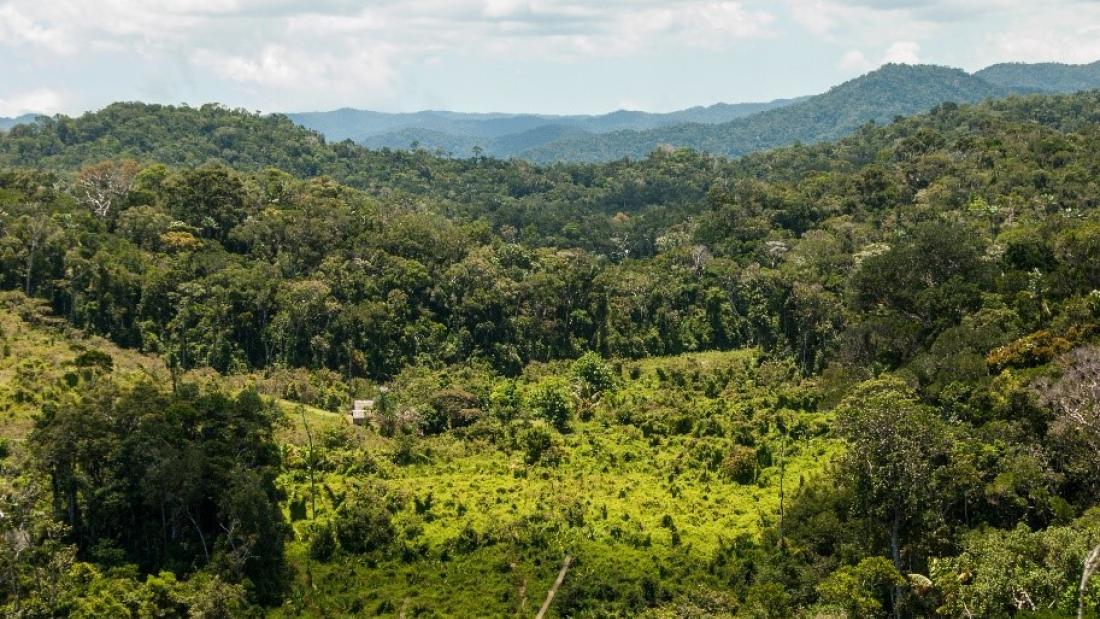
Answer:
top-left (519, 422), bottom-right (562, 466)
top-left (28, 381), bottom-right (288, 604)
top-left (976, 60), bottom-right (1100, 94)
top-left (333, 486), bottom-right (399, 555)
top-left (572, 351), bottom-right (615, 394)
top-left (527, 378), bottom-right (573, 432)
top-left (931, 513), bottom-right (1100, 617)
top-left (835, 378), bottom-right (953, 572)
top-left (71, 349), bottom-right (113, 372)
top-left (720, 445), bottom-right (758, 485)
top-left (817, 556), bottom-right (904, 618)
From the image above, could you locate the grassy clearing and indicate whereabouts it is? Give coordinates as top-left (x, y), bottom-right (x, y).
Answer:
top-left (274, 349), bottom-right (839, 617)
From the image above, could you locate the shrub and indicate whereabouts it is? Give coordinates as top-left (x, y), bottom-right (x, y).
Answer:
top-left (573, 352), bottom-right (615, 394)
top-left (308, 522), bottom-right (337, 561)
top-left (425, 388), bottom-right (483, 434)
top-left (720, 445), bottom-right (758, 484)
top-left (986, 329), bottom-right (1078, 372)
top-left (334, 488), bottom-right (399, 555)
top-left (817, 557), bottom-right (903, 618)
top-left (73, 349), bottom-right (114, 372)
top-left (528, 379), bottom-right (573, 432)
top-left (520, 423), bottom-right (562, 466)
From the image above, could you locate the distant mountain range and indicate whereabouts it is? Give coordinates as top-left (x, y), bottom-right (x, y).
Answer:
top-left (0, 114), bottom-right (38, 131)
top-left (287, 98), bottom-right (804, 154)
top-left (292, 59), bottom-right (1100, 163)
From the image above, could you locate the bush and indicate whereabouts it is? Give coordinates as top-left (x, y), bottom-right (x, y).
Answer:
top-left (528, 379), bottom-right (573, 432)
top-left (425, 388), bottom-right (483, 434)
top-left (817, 557), bottom-right (902, 618)
top-left (986, 329), bottom-right (1079, 372)
top-left (520, 424), bottom-right (562, 466)
top-left (573, 352), bottom-right (615, 393)
top-left (720, 445), bottom-right (758, 484)
top-left (308, 522), bottom-right (337, 561)
top-left (334, 488), bottom-right (399, 555)
top-left (73, 349), bottom-right (114, 372)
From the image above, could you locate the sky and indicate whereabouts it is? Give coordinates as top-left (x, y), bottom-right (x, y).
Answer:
top-left (2, 0), bottom-right (1100, 117)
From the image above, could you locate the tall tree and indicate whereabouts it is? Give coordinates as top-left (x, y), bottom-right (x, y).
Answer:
top-left (836, 376), bottom-right (952, 616)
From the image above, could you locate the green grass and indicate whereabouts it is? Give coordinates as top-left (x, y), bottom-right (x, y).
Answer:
top-left (0, 296), bottom-right (168, 447)
top-left (273, 349), bottom-right (839, 617)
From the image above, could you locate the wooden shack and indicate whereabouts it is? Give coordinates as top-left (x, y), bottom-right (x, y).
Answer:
top-left (350, 399), bottom-right (375, 426)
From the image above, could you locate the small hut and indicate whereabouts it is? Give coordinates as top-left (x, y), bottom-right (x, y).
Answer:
top-left (350, 399), bottom-right (375, 426)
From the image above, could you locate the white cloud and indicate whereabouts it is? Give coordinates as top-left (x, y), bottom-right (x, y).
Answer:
top-left (839, 49), bottom-right (872, 71)
top-left (0, 87), bottom-right (65, 116)
top-left (786, 0), bottom-right (938, 44)
top-left (883, 41), bottom-right (920, 64)
top-left (984, 13), bottom-right (1100, 66)
top-left (191, 43), bottom-right (400, 106)
top-left (2, 0), bottom-right (1099, 114)
top-left (0, 3), bottom-right (74, 54)
top-left (837, 41), bottom-right (920, 72)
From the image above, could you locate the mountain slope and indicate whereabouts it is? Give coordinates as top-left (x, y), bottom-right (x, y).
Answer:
top-left (289, 98), bottom-right (802, 156)
top-left (0, 102), bottom-right (346, 175)
top-left (976, 60), bottom-right (1100, 93)
top-left (520, 64), bottom-right (1013, 163)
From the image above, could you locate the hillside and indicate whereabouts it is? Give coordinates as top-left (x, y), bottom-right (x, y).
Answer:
top-left (0, 102), bottom-right (343, 175)
top-left (520, 64), bottom-right (1013, 162)
top-left (292, 60), bottom-right (1100, 164)
top-left (0, 291), bottom-right (836, 617)
top-left (977, 59), bottom-right (1100, 93)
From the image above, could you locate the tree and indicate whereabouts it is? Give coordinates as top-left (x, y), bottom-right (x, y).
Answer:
top-left (836, 376), bottom-right (952, 616)
top-left (75, 160), bottom-right (140, 220)
top-left (165, 165), bottom-right (249, 242)
top-left (1037, 346), bottom-right (1100, 503)
top-left (29, 381), bottom-right (288, 604)
top-left (817, 556), bottom-right (904, 618)
top-left (10, 210), bottom-right (58, 296)
top-left (572, 352), bottom-right (614, 419)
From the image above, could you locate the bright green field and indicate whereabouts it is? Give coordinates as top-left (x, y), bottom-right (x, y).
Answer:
top-left (272, 352), bottom-right (839, 618)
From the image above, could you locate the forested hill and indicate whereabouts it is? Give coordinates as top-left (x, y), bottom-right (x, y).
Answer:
top-left (287, 60), bottom-right (1100, 163)
top-left (3, 90), bottom-right (1100, 374)
top-left (3, 88), bottom-right (1100, 616)
top-left (977, 59), bottom-right (1100, 93)
top-left (0, 102), bottom-right (343, 176)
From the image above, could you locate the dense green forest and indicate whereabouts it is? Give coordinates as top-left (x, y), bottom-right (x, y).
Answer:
top-left (2, 87), bottom-right (1100, 617)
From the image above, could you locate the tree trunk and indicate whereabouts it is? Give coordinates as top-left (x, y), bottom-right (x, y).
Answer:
top-left (24, 248), bottom-right (34, 296)
top-left (536, 555), bottom-right (572, 619)
top-left (891, 511), bottom-right (903, 619)
top-left (1081, 542), bottom-right (1100, 619)
top-left (778, 431), bottom-right (787, 552)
